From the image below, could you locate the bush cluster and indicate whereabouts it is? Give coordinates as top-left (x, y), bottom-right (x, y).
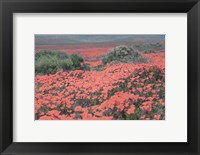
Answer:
top-left (35, 50), bottom-right (87, 75)
top-left (133, 43), bottom-right (164, 53)
top-left (102, 45), bottom-right (148, 65)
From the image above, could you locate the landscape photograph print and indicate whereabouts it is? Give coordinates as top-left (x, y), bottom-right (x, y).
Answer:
top-left (35, 35), bottom-right (165, 120)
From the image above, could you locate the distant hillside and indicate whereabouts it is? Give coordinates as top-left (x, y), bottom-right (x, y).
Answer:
top-left (35, 35), bottom-right (165, 46)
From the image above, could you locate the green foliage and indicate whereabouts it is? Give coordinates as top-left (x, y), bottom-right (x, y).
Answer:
top-left (102, 45), bottom-right (148, 65)
top-left (35, 50), bottom-right (86, 75)
top-left (143, 49), bottom-right (155, 54)
top-left (70, 54), bottom-right (84, 69)
top-left (81, 63), bottom-right (91, 71)
top-left (35, 50), bottom-right (69, 61)
top-left (132, 42), bottom-right (165, 53)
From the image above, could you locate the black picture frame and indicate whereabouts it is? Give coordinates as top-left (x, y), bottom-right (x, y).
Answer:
top-left (0, 0), bottom-right (200, 154)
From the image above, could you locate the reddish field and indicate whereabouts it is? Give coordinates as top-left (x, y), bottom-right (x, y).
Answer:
top-left (35, 44), bottom-right (165, 120)
top-left (36, 44), bottom-right (116, 62)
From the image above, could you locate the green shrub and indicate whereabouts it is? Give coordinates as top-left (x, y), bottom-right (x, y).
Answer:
top-left (132, 42), bottom-right (165, 53)
top-left (35, 50), bottom-right (69, 61)
top-left (70, 54), bottom-right (84, 69)
top-left (81, 64), bottom-right (91, 71)
top-left (102, 45), bottom-right (148, 65)
top-left (144, 49), bottom-right (155, 54)
top-left (35, 50), bottom-right (85, 75)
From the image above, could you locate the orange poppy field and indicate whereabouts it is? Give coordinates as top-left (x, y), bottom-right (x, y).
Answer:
top-left (35, 35), bottom-right (165, 120)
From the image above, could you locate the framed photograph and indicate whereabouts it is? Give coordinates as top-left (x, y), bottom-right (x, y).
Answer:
top-left (0, 0), bottom-right (199, 154)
